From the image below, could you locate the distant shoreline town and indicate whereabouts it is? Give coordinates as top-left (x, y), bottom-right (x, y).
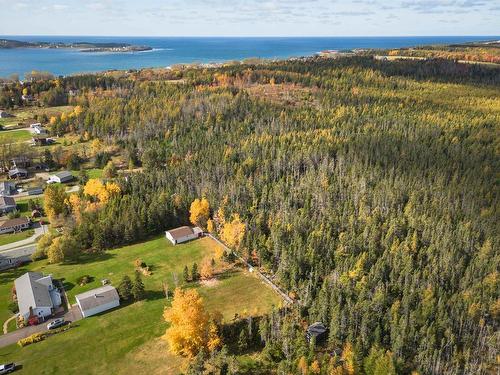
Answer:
top-left (0, 39), bottom-right (152, 53)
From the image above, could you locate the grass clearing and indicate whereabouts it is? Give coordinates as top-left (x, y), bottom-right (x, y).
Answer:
top-left (71, 168), bottom-right (103, 179)
top-left (0, 229), bottom-right (34, 247)
top-left (0, 129), bottom-right (31, 144)
top-left (0, 236), bottom-right (282, 374)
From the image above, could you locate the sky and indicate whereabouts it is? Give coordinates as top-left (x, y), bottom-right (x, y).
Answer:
top-left (0, 0), bottom-right (499, 36)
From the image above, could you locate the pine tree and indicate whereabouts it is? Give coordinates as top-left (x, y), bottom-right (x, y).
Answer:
top-left (191, 263), bottom-right (199, 281)
top-left (132, 270), bottom-right (145, 301)
top-left (238, 327), bottom-right (249, 352)
top-left (183, 265), bottom-right (190, 282)
top-left (117, 275), bottom-right (133, 301)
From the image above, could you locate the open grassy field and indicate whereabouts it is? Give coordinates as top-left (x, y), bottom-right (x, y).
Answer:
top-left (0, 106), bottom-right (74, 129)
top-left (0, 129), bottom-right (31, 144)
top-left (0, 236), bottom-right (282, 374)
top-left (71, 168), bottom-right (103, 179)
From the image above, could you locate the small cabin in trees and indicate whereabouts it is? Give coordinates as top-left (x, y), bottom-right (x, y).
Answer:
top-left (306, 322), bottom-right (328, 344)
top-left (165, 226), bottom-right (203, 245)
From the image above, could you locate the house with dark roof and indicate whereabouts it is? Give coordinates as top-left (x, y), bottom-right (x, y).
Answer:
top-left (32, 134), bottom-right (48, 146)
top-left (165, 226), bottom-right (203, 245)
top-left (0, 217), bottom-right (29, 234)
top-left (48, 171), bottom-right (74, 184)
top-left (0, 181), bottom-right (16, 196)
top-left (0, 196), bottom-right (17, 214)
top-left (75, 285), bottom-right (120, 318)
top-left (27, 186), bottom-right (43, 196)
top-left (14, 272), bottom-right (62, 322)
top-left (8, 167), bottom-right (28, 179)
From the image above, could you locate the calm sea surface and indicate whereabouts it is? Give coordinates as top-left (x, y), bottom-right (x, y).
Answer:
top-left (0, 36), bottom-right (496, 78)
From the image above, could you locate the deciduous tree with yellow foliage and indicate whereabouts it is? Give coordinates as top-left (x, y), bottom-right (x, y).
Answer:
top-left (220, 213), bottom-right (246, 249)
top-left (189, 197), bottom-right (210, 229)
top-left (163, 288), bottom-right (221, 357)
top-left (44, 183), bottom-right (67, 222)
top-left (83, 179), bottom-right (121, 206)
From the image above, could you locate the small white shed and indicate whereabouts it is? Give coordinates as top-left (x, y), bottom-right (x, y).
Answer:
top-left (75, 285), bottom-right (120, 318)
top-left (165, 226), bottom-right (203, 245)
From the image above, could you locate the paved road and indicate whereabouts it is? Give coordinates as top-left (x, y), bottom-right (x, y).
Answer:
top-left (0, 306), bottom-right (82, 348)
top-left (0, 223), bottom-right (48, 252)
top-left (13, 185), bottom-right (80, 201)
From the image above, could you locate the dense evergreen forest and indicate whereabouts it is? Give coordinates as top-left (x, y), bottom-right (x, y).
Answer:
top-left (2, 56), bottom-right (499, 374)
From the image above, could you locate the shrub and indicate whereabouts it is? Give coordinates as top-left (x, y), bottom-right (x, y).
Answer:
top-left (76, 275), bottom-right (93, 286)
top-left (17, 324), bottom-right (72, 347)
top-left (7, 210), bottom-right (20, 219)
top-left (7, 301), bottom-right (18, 314)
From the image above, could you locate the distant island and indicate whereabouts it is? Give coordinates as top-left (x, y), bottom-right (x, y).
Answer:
top-left (0, 39), bottom-right (152, 53)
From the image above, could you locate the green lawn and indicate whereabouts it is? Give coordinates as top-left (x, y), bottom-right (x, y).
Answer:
top-left (0, 130), bottom-right (31, 144)
top-left (0, 229), bottom-right (34, 247)
top-left (0, 236), bottom-right (282, 374)
top-left (13, 199), bottom-right (35, 217)
top-left (71, 168), bottom-right (103, 179)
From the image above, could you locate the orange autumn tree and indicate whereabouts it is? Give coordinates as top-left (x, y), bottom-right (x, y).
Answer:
top-left (189, 197), bottom-right (210, 229)
top-left (200, 257), bottom-right (214, 280)
top-left (163, 288), bottom-right (221, 357)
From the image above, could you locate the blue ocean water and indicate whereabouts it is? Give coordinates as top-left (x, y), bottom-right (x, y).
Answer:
top-left (0, 36), bottom-right (496, 78)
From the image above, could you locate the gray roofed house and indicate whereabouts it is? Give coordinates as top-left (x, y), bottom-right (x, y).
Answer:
top-left (27, 186), bottom-right (44, 195)
top-left (8, 168), bottom-right (28, 179)
top-left (14, 272), bottom-right (62, 322)
top-left (75, 285), bottom-right (120, 318)
top-left (0, 246), bottom-right (32, 271)
top-left (0, 196), bottom-right (17, 214)
top-left (0, 181), bottom-right (16, 196)
top-left (48, 171), bottom-right (74, 184)
top-left (0, 217), bottom-right (29, 234)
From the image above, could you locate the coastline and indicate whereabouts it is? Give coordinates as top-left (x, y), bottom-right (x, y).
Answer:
top-left (1, 35), bottom-right (498, 79)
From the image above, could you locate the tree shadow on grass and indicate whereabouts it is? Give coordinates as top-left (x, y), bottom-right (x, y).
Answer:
top-left (65, 252), bottom-right (115, 266)
top-left (145, 290), bottom-right (167, 301)
top-left (0, 265), bottom-right (32, 285)
top-left (61, 280), bottom-right (75, 291)
top-left (215, 268), bottom-right (240, 281)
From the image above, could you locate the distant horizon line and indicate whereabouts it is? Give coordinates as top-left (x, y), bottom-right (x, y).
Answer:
top-left (1, 34), bottom-right (499, 39)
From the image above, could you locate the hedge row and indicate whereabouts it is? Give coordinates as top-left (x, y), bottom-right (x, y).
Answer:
top-left (17, 323), bottom-right (72, 347)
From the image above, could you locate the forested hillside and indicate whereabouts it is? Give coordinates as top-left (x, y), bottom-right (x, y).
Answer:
top-left (3, 56), bottom-right (498, 374)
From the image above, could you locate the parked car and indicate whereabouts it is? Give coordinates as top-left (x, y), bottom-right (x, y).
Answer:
top-left (0, 363), bottom-right (16, 374)
top-left (47, 318), bottom-right (65, 330)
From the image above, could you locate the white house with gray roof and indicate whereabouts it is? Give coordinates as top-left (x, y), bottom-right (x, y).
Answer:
top-left (75, 285), bottom-right (120, 318)
top-left (14, 272), bottom-right (62, 322)
top-left (47, 171), bottom-right (74, 184)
